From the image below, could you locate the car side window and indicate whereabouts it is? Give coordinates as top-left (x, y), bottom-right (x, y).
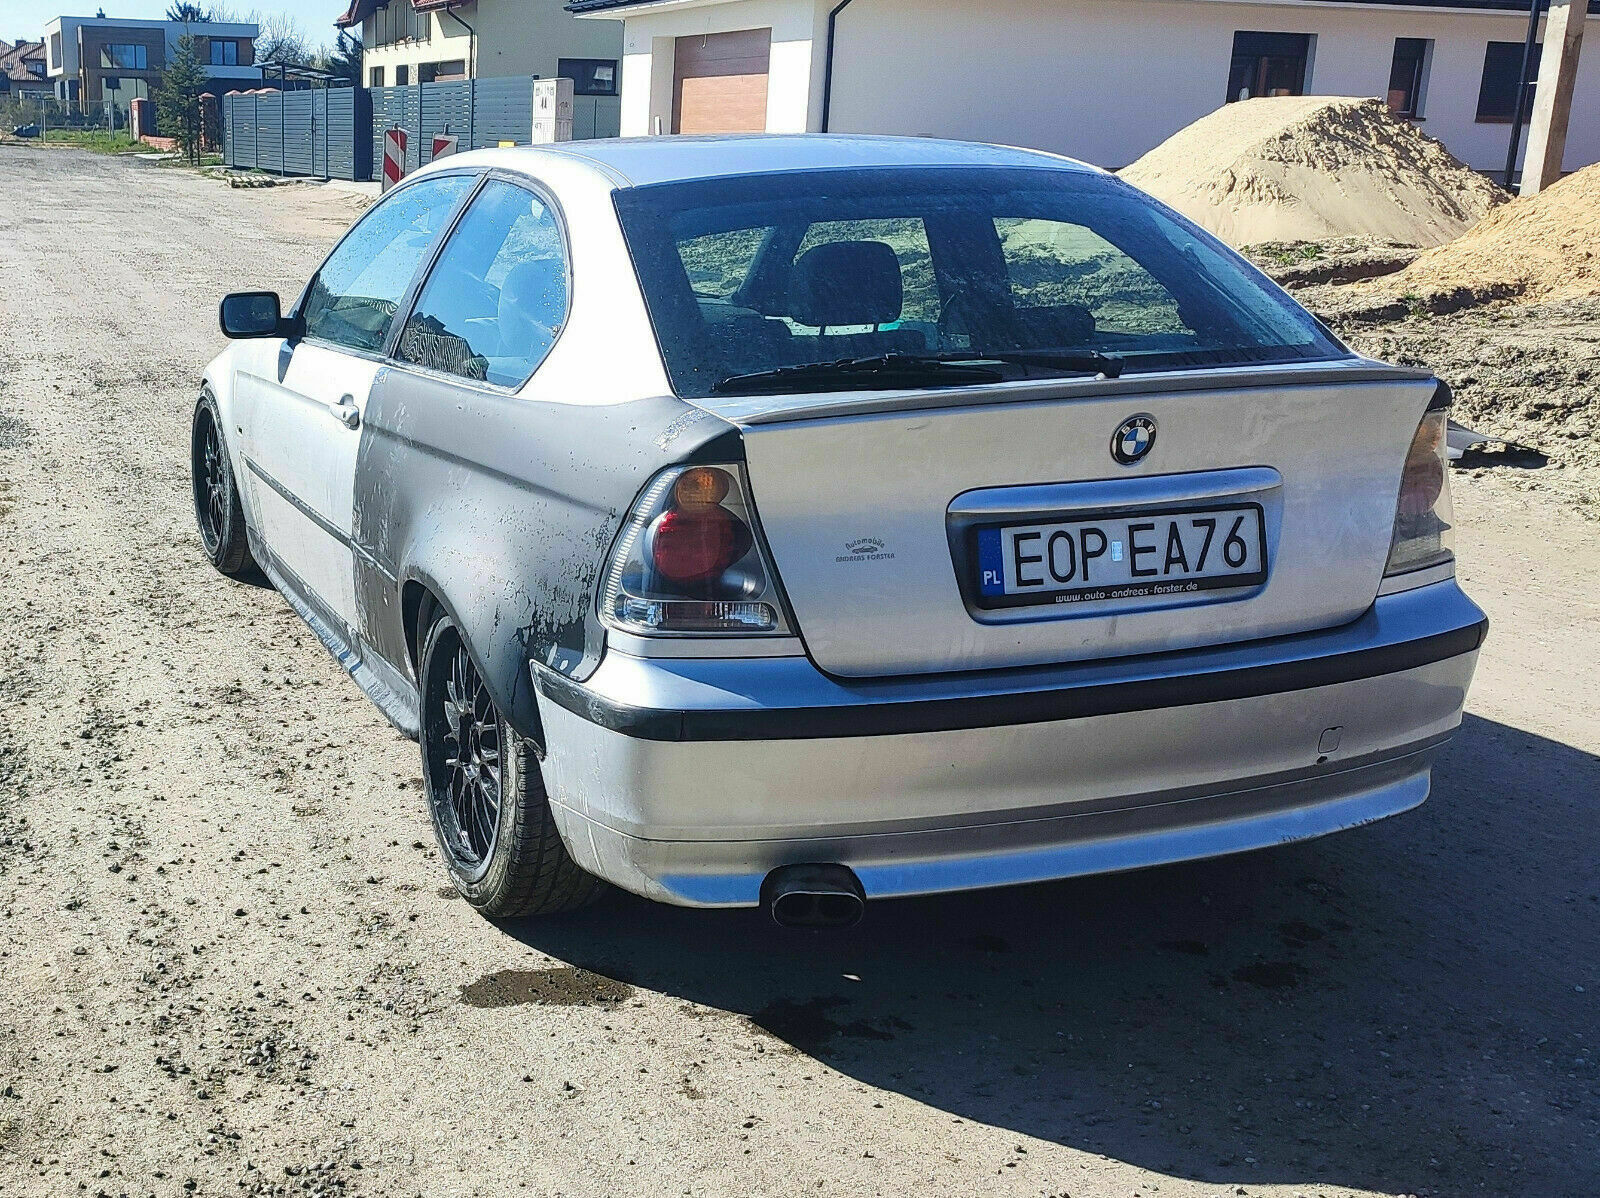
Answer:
top-left (395, 180), bottom-right (569, 388)
top-left (299, 173), bottom-right (475, 354)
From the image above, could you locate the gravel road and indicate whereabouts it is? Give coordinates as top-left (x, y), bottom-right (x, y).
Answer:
top-left (1, 147), bottom-right (1596, 1198)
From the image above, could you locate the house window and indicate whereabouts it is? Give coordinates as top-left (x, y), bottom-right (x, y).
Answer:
top-left (373, 0), bottom-right (428, 47)
top-left (1226, 31), bottom-right (1312, 103)
top-left (50, 32), bottom-right (62, 69)
top-left (419, 59), bottom-right (465, 83)
top-left (209, 39), bottom-right (238, 66)
top-left (101, 44), bottom-right (149, 71)
top-left (396, 64), bottom-right (410, 86)
top-left (1477, 40), bottom-right (1540, 122)
top-left (1387, 38), bottom-right (1430, 117)
top-left (369, 65), bottom-right (384, 87)
top-left (559, 57), bottom-right (618, 97)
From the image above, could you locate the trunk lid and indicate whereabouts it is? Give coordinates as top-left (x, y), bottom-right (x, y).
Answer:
top-left (707, 362), bottom-right (1435, 678)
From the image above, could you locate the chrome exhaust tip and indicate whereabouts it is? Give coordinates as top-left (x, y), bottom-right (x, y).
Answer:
top-left (762, 864), bottom-right (865, 929)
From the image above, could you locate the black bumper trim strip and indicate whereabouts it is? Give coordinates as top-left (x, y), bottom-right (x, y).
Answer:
top-left (534, 618), bottom-right (1488, 743)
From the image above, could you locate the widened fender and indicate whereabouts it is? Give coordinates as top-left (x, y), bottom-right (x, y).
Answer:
top-left (352, 364), bottom-right (743, 745)
top-left (396, 533), bottom-right (597, 746)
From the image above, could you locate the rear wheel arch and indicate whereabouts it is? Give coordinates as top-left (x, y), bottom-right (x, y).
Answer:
top-left (398, 573), bottom-right (546, 754)
top-left (401, 579), bottom-right (433, 677)
top-left (416, 606), bottom-right (601, 916)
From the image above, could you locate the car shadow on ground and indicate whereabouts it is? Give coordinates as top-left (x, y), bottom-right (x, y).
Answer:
top-left (504, 713), bottom-right (1599, 1196)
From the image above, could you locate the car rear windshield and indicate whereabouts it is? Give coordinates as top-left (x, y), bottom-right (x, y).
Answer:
top-left (611, 166), bottom-right (1347, 398)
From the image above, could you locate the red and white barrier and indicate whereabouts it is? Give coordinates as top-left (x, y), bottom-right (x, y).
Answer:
top-left (430, 134), bottom-right (459, 161)
top-left (381, 127), bottom-right (407, 192)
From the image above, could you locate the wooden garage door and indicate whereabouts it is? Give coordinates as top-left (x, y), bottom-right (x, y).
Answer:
top-left (672, 28), bottom-right (771, 135)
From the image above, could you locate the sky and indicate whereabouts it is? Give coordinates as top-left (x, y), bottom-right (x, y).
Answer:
top-left (0, 1), bottom-right (349, 46)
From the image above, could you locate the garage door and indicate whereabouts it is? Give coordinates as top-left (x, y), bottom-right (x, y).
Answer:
top-left (672, 29), bottom-right (771, 135)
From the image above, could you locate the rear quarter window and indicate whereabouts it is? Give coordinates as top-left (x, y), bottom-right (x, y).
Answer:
top-left (996, 216), bottom-right (1188, 337)
top-left (678, 228), bottom-right (766, 299)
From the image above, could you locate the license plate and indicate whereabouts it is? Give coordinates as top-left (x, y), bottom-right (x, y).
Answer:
top-left (974, 504), bottom-right (1267, 609)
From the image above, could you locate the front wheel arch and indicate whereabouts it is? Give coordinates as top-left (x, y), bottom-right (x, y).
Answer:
top-left (191, 387), bottom-right (257, 578)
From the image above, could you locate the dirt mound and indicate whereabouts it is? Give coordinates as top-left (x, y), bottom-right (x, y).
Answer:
top-left (1333, 298), bottom-right (1600, 506)
top-left (1383, 162), bottom-right (1600, 305)
top-left (1122, 96), bottom-right (1505, 248)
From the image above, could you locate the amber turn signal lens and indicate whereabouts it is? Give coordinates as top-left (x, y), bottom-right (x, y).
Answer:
top-left (673, 466), bottom-right (731, 509)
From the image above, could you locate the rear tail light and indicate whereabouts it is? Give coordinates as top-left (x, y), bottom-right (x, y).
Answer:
top-left (600, 464), bottom-right (791, 636)
top-left (1384, 407), bottom-right (1454, 577)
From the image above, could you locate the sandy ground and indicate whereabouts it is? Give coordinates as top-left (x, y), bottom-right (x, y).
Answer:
top-left (1, 148), bottom-right (1597, 1198)
top-left (1244, 240), bottom-right (1600, 516)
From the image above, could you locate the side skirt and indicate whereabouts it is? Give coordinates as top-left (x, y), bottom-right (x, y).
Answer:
top-left (245, 525), bottom-right (422, 741)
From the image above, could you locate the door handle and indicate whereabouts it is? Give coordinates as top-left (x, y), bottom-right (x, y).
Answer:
top-left (330, 394), bottom-right (360, 429)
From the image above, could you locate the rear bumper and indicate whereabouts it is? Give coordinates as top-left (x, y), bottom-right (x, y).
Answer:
top-left (533, 581), bottom-right (1485, 906)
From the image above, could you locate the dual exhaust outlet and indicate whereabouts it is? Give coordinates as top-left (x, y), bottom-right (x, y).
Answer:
top-left (761, 863), bottom-right (865, 929)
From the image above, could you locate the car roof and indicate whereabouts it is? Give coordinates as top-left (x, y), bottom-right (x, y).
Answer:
top-left (437, 134), bottom-right (1102, 190)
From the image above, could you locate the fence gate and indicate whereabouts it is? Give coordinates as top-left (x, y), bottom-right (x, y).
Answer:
top-left (223, 88), bottom-right (370, 181)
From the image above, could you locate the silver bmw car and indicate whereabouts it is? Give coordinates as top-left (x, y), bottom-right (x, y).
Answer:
top-left (195, 135), bottom-right (1485, 926)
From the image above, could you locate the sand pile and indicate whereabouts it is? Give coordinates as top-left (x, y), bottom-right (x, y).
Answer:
top-left (1122, 96), bottom-right (1505, 248)
top-left (1384, 162), bottom-right (1600, 304)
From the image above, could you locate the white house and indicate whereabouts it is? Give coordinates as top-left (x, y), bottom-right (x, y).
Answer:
top-left (570, 0), bottom-right (1600, 176)
top-left (338, 0), bottom-right (625, 138)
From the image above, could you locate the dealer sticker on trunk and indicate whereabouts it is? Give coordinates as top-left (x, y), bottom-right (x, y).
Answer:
top-left (974, 504), bottom-right (1267, 609)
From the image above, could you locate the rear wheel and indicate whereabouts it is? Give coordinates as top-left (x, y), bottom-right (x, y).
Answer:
top-left (419, 611), bottom-right (603, 917)
top-left (190, 390), bottom-right (256, 578)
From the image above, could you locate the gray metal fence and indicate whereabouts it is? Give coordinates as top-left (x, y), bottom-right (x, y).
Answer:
top-left (222, 87), bottom-right (368, 181)
top-left (368, 77), bottom-right (542, 174)
top-left (224, 77), bottom-right (619, 183)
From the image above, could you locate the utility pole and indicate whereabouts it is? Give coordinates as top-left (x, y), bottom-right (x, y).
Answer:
top-left (1520, 0), bottom-right (1587, 194)
top-left (1502, 0), bottom-right (1546, 189)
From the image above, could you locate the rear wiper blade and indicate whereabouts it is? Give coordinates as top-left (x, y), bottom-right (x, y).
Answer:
top-left (711, 353), bottom-right (1005, 395)
top-left (958, 349), bottom-right (1126, 379)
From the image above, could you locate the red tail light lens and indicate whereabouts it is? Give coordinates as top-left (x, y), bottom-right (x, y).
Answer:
top-left (600, 464), bottom-right (792, 636)
top-left (651, 506), bottom-right (752, 585)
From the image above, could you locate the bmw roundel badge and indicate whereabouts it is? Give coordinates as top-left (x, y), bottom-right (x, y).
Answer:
top-left (1111, 414), bottom-right (1157, 465)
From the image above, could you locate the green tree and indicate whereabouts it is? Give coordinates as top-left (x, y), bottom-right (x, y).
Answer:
top-left (321, 29), bottom-right (363, 86)
top-left (155, 33), bottom-right (208, 164)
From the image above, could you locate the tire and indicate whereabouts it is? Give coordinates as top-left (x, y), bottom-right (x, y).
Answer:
top-left (418, 610), bottom-right (604, 917)
top-left (191, 390), bottom-right (257, 578)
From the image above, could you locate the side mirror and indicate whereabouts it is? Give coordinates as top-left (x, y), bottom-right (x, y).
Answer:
top-left (219, 291), bottom-right (296, 339)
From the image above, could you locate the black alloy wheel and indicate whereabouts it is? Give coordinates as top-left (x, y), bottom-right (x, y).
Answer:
top-left (190, 390), bottom-right (256, 577)
top-left (196, 411), bottom-right (227, 553)
top-left (425, 630), bottom-right (503, 881)
top-left (418, 611), bottom-right (604, 917)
